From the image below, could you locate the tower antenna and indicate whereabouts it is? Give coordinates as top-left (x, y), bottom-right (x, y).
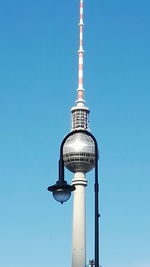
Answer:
top-left (71, 0), bottom-right (89, 131)
top-left (77, 0), bottom-right (84, 106)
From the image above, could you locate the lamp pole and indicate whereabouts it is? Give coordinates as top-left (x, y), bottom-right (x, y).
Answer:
top-left (48, 129), bottom-right (100, 267)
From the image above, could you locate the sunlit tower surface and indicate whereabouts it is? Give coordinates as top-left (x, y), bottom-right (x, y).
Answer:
top-left (63, 0), bottom-right (96, 266)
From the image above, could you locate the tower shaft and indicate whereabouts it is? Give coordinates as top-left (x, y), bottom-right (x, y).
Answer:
top-left (72, 172), bottom-right (87, 267)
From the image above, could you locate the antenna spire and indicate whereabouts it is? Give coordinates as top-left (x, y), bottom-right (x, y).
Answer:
top-left (71, 0), bottom-right (89, 131)
top-left (77, 0), bottom-right (84, 106)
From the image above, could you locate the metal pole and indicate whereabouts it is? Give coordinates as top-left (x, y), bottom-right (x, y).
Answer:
top-left (95, 154), bottom-right (99, 267)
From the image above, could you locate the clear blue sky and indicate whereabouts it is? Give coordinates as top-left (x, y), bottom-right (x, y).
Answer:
top-left (0, 0), bottom-right (150, 266)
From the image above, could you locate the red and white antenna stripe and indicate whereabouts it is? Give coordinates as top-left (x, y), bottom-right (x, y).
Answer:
top-left (77, 0), bottom-right (85, 106)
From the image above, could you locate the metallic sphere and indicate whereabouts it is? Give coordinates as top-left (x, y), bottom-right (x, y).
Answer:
top-left (63, 132), bottom-right (95, 173)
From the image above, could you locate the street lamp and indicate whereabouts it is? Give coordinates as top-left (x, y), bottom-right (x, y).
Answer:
top-left (47, 129), bottom-right (100, 267)
top-left (47, 159), bottom-right (75, 204)
top-left (48, 179), bottom-right (75, 204)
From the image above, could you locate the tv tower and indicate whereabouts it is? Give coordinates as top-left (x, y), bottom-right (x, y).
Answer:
top-left (48, 0), bottom-right (99, 266)
top-left (63, 0), bottom-right (95, 266)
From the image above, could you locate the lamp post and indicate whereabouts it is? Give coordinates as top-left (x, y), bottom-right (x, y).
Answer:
top-left (47, 129), bottom-right (100, 267)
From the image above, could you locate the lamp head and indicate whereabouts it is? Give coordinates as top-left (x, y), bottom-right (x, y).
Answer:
top-left (47, 180), bottom-right (75, 204)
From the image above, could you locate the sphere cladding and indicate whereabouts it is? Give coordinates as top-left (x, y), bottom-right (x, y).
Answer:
top-left (63, 132), bottom-right (95, 173)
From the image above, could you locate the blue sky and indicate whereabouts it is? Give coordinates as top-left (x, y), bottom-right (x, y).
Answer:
top-left (0, 0), bottom-right (150, 266)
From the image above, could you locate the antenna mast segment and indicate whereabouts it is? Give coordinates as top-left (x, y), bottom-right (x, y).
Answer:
top-left (77, 0), bottom-right (84, 105)
top-left (71, 0), bottom-right (90, 131)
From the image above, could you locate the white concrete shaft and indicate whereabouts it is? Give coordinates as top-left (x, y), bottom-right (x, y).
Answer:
top-left (72, 172), bottom-right (87, 267)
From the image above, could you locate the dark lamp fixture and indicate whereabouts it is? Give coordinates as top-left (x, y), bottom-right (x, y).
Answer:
top-left (47, 181), bottom-right (75, 204)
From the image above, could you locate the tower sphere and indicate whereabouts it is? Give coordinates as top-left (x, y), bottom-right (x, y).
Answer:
top-left (63, 132), bottom-right (95, 173)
